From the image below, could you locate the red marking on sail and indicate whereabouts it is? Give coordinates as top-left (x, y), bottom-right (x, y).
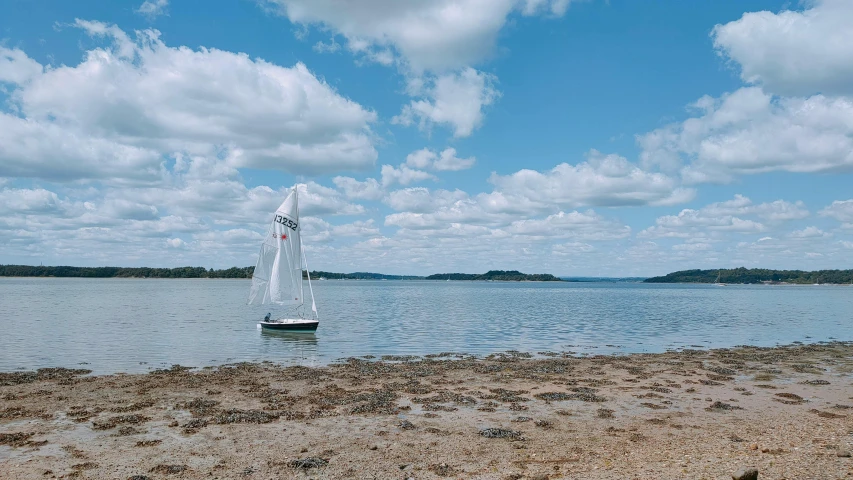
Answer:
top-left (280, 234), bottom-right (288, 240)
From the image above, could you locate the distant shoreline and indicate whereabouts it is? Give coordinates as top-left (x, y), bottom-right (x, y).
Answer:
top-left (644, 267), bottom-right (853, 285)
top-left (0, 265), bottom-right (562, 282)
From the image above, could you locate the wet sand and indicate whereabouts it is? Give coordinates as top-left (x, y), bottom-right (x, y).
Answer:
top-left (2, 343), bottom-right (853, 479)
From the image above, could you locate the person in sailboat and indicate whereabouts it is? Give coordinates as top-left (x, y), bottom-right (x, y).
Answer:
top-left (264, 312), bottom-right (271, 322)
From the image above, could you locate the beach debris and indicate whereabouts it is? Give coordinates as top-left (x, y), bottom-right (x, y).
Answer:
top-left (182, 418), bottom-right (208, 433)
top-left (92, 414), bottom-right (150, 430)
top-left (706, 401), bottom-right (743, 412)
top-left (72, 462), bottom-right (99, 470)
top-left (512, 416), bottom-right (532, 422)
top-left (289, 457), bottom-right (329, 469)
top-left (534, 419), bottom-right (554, 429)
top-left (110, 400), bottom-right (155, 413)
top-left (596, 408), bottom-right (614, 418)
top-left (398, 419), bottom-right (416, 430)
top-left (773, 393), bottom-right (805, 405)
top-left (729, 434), bottom-right (745, 442)
top-left (214, 409), bottom-right (278, 424)
top-left (479, 428), bottom-right (522, 439)
top-left (732, 466), bottom-right (758, 480)
top-left (114, 426), bottom-right (143, 436)
top-left (149, 464), bottom-right (188, 474)
top-left (640, 402), bottom-right (667, 410)
top-left (809, 409), bottom-right (845, 419)
top-left (534, 391), bottom-right (606, 403)
top-left (428, 463), bottom-right (459, 477)
top-left (0, 406), bottom-right (50, 420)
top-left (707, 366), bottom-right (737, 376)
top-left (801, 379), bottom-right (830, 385)
top-left (0, 367), bottom-right (91, 387)
top-left (0, 432), bottom-right (37, 448)
top-left (134, 440), bottom-right (161, 447)
top-left (127, 476), bottom-right (151, 480)
top-left (175, 398), bottom-right (220, 416)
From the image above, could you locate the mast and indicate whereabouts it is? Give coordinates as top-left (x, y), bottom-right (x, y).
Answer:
top-left (302, 243), bottom-right (318, 320)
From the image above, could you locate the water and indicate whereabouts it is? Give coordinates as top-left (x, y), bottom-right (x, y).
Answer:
top-left (1, 278), bottom-right (851, 375)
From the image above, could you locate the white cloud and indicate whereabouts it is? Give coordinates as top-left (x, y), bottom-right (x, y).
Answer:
top-left (1, 21), bottom-right (377, 182)
top-left (406, 147), bottom-right (476, 171)
top-left (639, 87), bottom-right (853, 180)
top-left (262, 0), bottom-right (524, 72)
top-left (331, 219), bottom-right (381, 237)
top-left (712, 0), bottom-right (853, 96)
top-left (393, 68), bottom-right (500, 138)
top-left (551, 241), bottom-right (594, 256)
top-left (788, 226), bottom-right (830, 238)
top-left (296, 182), bottom-right (366, 216)
top-left (332, 176), bottom-right (384, 201)
top-left (699, 194), bottom-right (809, 222)
top-left (385, 188), bottom-right (468, 213)
top-left (504, 210), bottom-right (631, 240)
top-left (136, 0), bottom-right (169, 19)
top-left (380, 164), bottom-right (437, 187)
top-left (640, 195), bottom-right (811, 239)
top-left (0, 47), bottom-right (43, 85)
top-left (490, 150), bottom-right (693, 209)
top-left (819, 199), bottom-right (853, 223)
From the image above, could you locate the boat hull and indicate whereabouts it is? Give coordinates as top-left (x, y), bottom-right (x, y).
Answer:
top-left (259, 319), bottom-right (319, 332)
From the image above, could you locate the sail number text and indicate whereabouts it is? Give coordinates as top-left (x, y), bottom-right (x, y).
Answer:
top-left (274, 215), bottom-right (298, 231)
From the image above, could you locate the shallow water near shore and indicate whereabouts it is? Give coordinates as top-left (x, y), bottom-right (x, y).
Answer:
top-left (1, 277), bottom-right (851, 374)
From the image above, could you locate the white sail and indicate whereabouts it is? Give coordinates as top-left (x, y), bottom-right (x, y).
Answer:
top-left (248, 187), bottom-right (304, 306)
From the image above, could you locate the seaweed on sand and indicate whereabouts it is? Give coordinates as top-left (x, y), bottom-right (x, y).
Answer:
top-left (289, 457), bottom-right (328, 469)
top-left (479, 428), bottom-right (522, 439)
top-left (213, 409), bottom-right (279, 424)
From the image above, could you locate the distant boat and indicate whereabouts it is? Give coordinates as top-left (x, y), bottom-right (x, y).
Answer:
top-left (714, 270), bottom-right (727, 286)
top-left (248, 186), bottom-right (319, 332)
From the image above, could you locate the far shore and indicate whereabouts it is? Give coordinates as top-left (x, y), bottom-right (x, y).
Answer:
top-left (2, 342), bottom-right (853, 479)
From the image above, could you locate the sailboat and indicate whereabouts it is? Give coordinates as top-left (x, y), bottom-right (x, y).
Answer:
top-left (248, 186), bottom-right (319, 332)
top-left (714, 270), bottom-right (727, 286)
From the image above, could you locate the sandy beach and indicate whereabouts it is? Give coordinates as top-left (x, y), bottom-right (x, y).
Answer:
top-left (2, 343), bottom-right (853, 479)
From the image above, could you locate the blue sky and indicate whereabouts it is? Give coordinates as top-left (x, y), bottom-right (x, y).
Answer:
top-left (1, 0), bottom-right (852, 276)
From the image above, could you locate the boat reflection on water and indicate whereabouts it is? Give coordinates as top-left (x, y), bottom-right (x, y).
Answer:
top-left (259, 329), bottom-right (318, 346)
top-left (259, 328), bottom-right (320, 365)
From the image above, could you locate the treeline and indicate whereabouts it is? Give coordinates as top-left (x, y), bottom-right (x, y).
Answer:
top-left (0, 265), bottom-right (255, 278)
top-left (425, 270), bottom-right (562, 282)
top-left (304, 271), bottom-right (422, 280)
top-left (644, 267), bottom-right (853, 284)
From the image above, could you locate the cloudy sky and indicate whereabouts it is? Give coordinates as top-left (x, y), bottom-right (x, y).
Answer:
top-left (1, 0), bottom-right (852, 276)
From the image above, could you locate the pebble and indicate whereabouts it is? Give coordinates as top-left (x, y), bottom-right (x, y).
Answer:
top-left (732, 466), bottom-right (758, 480)
top-left (838, 449), bottom-right (851, 458)
top-left (749, 443), bottom-right (758, 450)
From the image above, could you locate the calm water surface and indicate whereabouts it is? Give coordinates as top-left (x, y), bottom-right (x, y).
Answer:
top-left (1, 278), bottom-right (851, 374)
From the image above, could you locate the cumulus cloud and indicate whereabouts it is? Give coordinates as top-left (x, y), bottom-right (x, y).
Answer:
top-left (819, 199), bottom-right (853, 223)
top-left (380, 164), bottom-right (437, 187)
top-left (490, 150), bottom-right (693, 209)
top-left (136, 0), bottom-right (169, 19)
top-left (393, 68), bottom-right (499, 138)
top-left (0, 47), bottom-right (43, 85)
top-left (405, 147), bottom-right (475, 171)
top-left (1, 21), bottom-right (377, 182)
top-left (640, 195), bottom-right (809, 239)
top-left (385, 188), bottom-right (468, 213)
top-left (638, 87), bottom-right (853, 180)
top-left (261, 0), bottom-right (563, 72)
top-left (332, 176), bottom-right (383, 201)
top-left (712, 0), bottom-right (853, 96)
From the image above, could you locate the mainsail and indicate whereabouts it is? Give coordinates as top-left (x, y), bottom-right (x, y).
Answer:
top-left (248, 187), bottom-right (304, 306)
